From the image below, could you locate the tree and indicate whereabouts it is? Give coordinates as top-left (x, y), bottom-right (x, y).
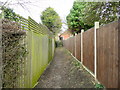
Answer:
top-left (66, 2), bottom-right (92, 34)
top-left (66, 1), bottom-right (119, 34)
top-left (83, 2), bottom-right (119, 26)
top-left (0, 7), bottom-right (19, 21)
top-left (41, 7), bottom-right (62, 35)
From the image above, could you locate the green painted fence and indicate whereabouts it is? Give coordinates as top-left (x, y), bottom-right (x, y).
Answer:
top-left (1, 13), bottom-right (55, 88)
top-left (20, 17), bottom-right (55, 88)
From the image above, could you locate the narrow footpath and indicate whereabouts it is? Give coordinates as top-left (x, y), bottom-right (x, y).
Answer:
top-left (35, 47), bottom-right (96, 88)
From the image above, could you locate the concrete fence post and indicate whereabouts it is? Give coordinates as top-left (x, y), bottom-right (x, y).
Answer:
top-left (94, 22), bottom-right (99, 79)
top-left (81, 29), bottom-right (84, 64)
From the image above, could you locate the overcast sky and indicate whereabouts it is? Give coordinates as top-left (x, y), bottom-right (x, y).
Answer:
top-left (0, 0), bottom-right (75, 31)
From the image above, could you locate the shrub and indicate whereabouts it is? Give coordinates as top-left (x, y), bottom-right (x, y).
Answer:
top-left (55, 40), bottom-right (63, 47)
top-left (2, 19), bottom-right (27, 88)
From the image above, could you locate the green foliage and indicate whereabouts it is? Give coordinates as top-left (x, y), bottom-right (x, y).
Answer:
top-left (71, 59), bottom-right (81, 68)
top-left (1, 7), bottom-right (19, 21)
top-left (1, 13), bottom-right (55, 88)
top-left (66, 2), bottom-right (93, 34)
top-left (95, 84), bottom-right (104, 88)
top-left (66, 1), bottom-right (119, 33)
top-left (2, 19), bottom-right (27, 88)
top-left (74, 61), bottom-right (80, 67)
top-left (73, 60), bottom-right (81, 68)
top-left (41, 7), bottom-right (62, 35)
top-left (55, 40), bottom-right (63, 47)
top-left (83, 2), bottom-right (119, 26)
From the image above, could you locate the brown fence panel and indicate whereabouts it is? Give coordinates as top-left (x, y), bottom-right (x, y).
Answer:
top-left (63, 38), bottom-right (69, 51)
top-left (97, 21), bottom-right (119, 88)
top-left (75, 33), bottom-right (81, 61)
top-left (72, 37), bottom-right (75, 56)
top-left (63, 37), bottom-right (75, 56)
top-left (83, 28), bottom-right (94, 73)
top-left (62, 21), bottom-right (120, 88)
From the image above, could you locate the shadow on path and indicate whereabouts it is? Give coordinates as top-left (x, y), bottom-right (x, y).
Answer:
top-left (35, 47), bottom-right (96, 88)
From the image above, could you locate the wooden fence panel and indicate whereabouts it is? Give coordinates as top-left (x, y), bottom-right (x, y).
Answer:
top-left (83, 28), bottom-right (94, 73)
top-left (64, 38), bottom-right (70, 52)
top-left (72, 37), bottom-right (75, 56)
top-left (75, 33), bottom-right (81, 61)
top-left (63, 21), bottom-right (120, 88)
top-left (97, 21), bottom-right (119, 88)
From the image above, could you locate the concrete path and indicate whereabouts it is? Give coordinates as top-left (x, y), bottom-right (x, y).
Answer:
top-left (35, 47), bottom-right (96, 88)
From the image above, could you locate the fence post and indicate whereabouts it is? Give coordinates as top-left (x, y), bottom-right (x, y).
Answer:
top-left (81, 29), bottom-right (84, 64)
top-left (75, 33), bottom-right (77, 58)
top-left (0, 19), bottom-right (2, 89)
top-left (94, 22), bottom-right (99, 79)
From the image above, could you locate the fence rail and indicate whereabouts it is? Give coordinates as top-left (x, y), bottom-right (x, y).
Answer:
top-left (63, 20), bottom-right (120, 88)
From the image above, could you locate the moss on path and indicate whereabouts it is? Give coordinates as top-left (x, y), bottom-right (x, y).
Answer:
top-left (35, 47), bottom-right (96, 88)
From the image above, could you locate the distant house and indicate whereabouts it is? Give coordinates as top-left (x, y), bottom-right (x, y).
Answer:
top-left (59, 30), bottom-right (72, 40)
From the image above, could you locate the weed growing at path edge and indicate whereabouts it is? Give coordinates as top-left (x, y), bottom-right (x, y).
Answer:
top-left (95, 83), bottom-right (104, 88)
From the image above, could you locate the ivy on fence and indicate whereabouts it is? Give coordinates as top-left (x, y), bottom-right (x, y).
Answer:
top-left (1, 11), bottom-right (55, 88)
top-left (2, 19), bottom-right (27, 88)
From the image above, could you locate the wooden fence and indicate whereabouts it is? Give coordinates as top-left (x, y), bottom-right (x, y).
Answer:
top-left (63, 20), bottom-right (120, 88)
top-left (0, 14), bottom-right (55, 88)
top-left (75, 33), bottom-right (81, 61)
